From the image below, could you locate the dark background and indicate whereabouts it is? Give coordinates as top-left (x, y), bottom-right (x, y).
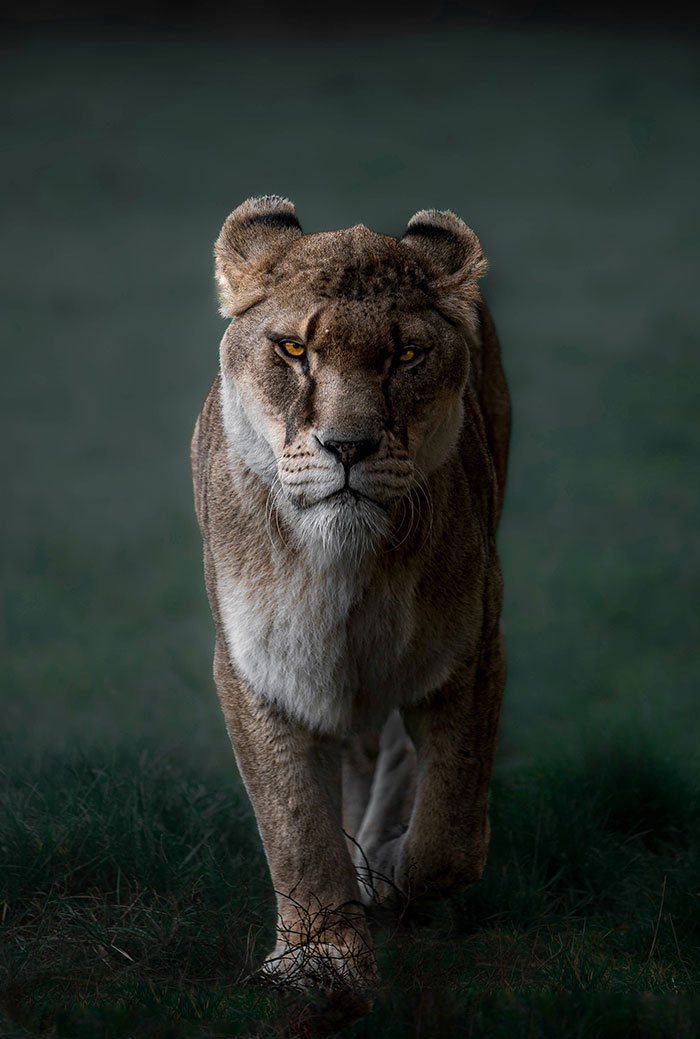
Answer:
top-left (3, 2), bottom-right (698, 764)
top-left (1, 5), bottom-right (699, 1034)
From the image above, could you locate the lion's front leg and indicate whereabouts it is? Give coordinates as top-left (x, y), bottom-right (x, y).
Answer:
top-left (213, 642), bottom-right (376, 994)
top-left (357, 631), bottom-right (505, 905)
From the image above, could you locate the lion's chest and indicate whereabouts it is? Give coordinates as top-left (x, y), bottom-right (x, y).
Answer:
top-left (216, 555), bottom-right (447, 733)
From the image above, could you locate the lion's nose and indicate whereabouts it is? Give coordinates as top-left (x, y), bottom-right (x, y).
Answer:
top-left (316, 435), bottom-right (381, 468)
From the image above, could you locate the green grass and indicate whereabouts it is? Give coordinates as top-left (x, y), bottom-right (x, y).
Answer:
top-left (2, 741), bottom-right (698, 1036)
top-left (2, 13), bottom-right (699, 1037)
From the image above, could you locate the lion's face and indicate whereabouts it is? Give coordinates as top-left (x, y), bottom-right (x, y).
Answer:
top-left (216, 199), bottom-right (486, 554)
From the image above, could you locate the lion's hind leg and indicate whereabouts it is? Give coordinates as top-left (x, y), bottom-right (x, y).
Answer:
top-left (351, 710), bottom-right (417, 903)
top-left (342, 729), bottom-right (380, 845)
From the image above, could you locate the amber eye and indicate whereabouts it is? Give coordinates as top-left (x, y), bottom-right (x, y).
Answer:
top-left (280, 340), bottom-right (306, 359)
top-left (398, 347), bottom-right (420, 364)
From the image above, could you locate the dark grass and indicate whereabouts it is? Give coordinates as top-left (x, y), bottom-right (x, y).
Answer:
top-left (2, 740), bottom-right (698, 1036)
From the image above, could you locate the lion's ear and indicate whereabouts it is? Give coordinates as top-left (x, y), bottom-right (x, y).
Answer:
top-left (401, 209), bottom-right (487, 326)
top-left (215, 195), bottom-right (302, 316)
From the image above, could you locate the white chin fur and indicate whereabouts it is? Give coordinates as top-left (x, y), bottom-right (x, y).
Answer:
top-left (289, 493), bottom-right (391, 563)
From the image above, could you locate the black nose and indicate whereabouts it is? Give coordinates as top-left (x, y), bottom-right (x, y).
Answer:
top-left (317, 435), bottom-right (381, 468)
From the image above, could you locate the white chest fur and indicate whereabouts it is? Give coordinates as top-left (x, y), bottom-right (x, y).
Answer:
top-left (216, 549), bottom-right (451, 734)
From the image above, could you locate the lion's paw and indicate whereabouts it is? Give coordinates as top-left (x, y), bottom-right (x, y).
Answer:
top-left (260, 939), bottom-right (377, 994)
top-left (354, 834), bottom-right (406, 907)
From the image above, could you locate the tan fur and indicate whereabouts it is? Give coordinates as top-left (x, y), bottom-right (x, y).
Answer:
top-left (191, 196), bottom-right (510, 998)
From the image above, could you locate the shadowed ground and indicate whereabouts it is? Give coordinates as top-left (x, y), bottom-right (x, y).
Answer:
top-left (1, 17), bottom-right (699, 1036)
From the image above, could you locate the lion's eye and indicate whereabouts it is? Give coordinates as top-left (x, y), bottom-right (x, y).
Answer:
top-left (280, 340), bottom-right (306, 359)
top-left (397, 347), bottom-right (423, 365)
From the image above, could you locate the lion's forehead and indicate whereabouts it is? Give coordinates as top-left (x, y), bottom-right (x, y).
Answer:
top-left (305, 261), bottom-right (425, 302)
top-left (308, 302), bottom-right (410, 349)
top-left (272, 227), bottom-right (430, 305)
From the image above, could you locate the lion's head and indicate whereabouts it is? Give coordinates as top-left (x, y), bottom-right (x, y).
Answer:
top-left (215, 195), bottom-right (487, 558)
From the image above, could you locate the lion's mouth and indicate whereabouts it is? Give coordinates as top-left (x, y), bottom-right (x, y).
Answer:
top-left (325, 487), bottom-right (387, 509)
top-left (281, 475), bottom-right (399, 513)
top-left (288, 486), bottom-right (387, 511)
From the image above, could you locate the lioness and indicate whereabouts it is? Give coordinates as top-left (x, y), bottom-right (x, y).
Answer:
top-left (191, 196), bottom-right (510, 997)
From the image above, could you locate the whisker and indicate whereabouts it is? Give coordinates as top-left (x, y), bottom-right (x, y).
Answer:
top-left (264, 480), bottom-right (278, 553)
top-left (386, 488), bottom-right (414, 553)
top-left (412, 463), bottom-right (435, 551)
top-left (272, 485), bottom-right (290, 551)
